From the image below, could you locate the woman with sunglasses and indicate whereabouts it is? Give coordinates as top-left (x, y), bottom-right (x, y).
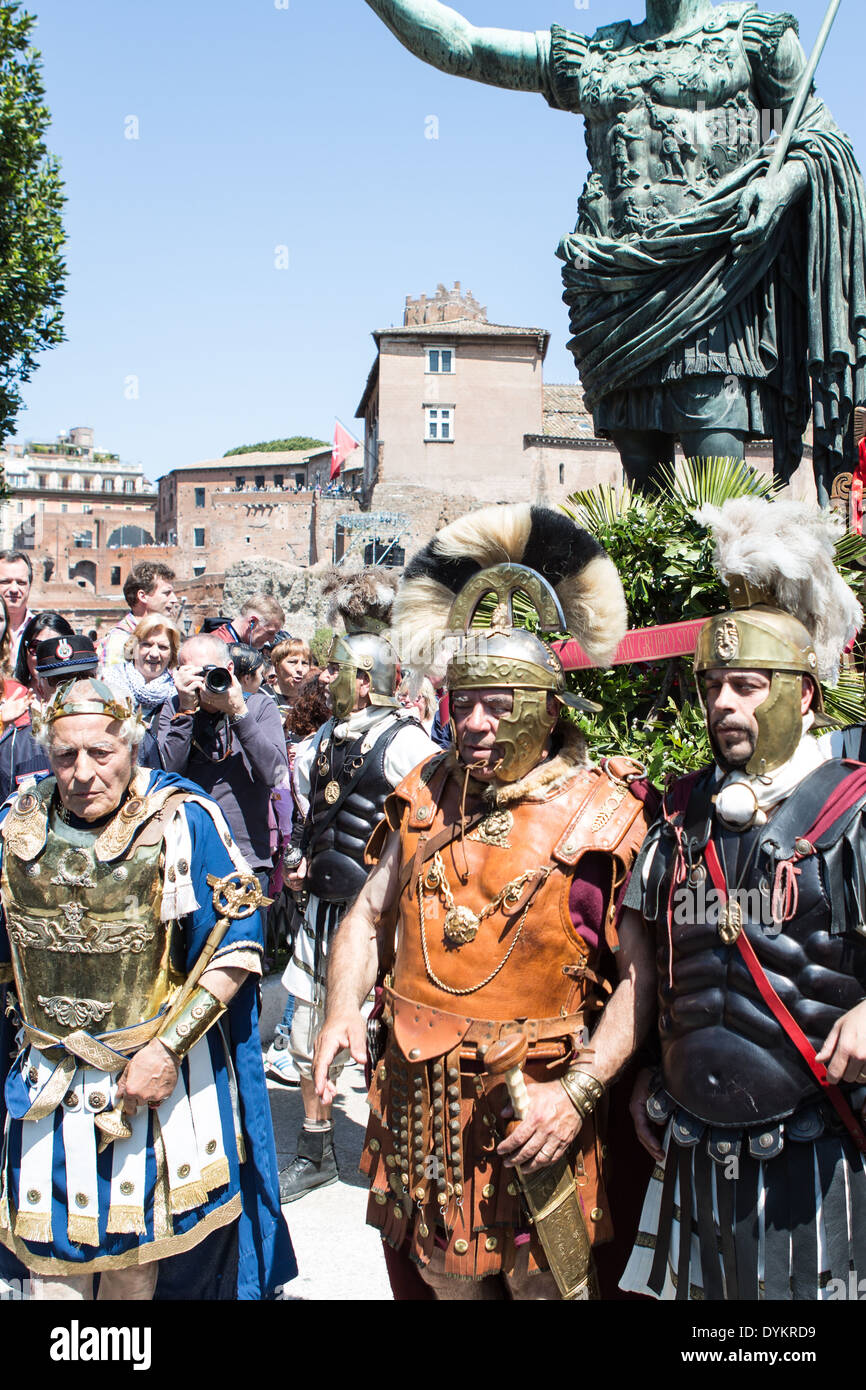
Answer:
top-left (13, 610), bottom-right (75, 696)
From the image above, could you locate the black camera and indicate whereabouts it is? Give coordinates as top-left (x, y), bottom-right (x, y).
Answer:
top-left (200, 665), bottom-right (231, 694)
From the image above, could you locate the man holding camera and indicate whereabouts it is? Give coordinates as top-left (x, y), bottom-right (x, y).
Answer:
top-left (156, 634), bottom-right (289, 889)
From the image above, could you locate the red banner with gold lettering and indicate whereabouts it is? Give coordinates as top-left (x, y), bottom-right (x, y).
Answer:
top-left (554, 618), bottom-right (705, 670)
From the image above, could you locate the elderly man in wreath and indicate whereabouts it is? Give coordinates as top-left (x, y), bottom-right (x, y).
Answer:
top-left (0, 678), bottom-right (294, 1300)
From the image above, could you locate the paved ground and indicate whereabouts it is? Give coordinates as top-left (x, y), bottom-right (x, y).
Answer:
top-left (261, 976), bottom-right (393, 1301)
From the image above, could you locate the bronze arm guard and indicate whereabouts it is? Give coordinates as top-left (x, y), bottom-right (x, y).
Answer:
top-left (157, 985), bottom-right (226, 1062)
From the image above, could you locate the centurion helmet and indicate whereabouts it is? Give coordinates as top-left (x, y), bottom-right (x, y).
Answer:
top-left (390, 503), bottom-right (628, 783)
top-left (694, 497), bottom-right (863, 776)
top-left (321, 564), bottom-right (400, 719)
top-left (326, 631), bottom-right (399, 719)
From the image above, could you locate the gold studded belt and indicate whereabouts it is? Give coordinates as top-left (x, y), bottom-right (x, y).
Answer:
top-left (18, 1014), bottom-right (169, 1127)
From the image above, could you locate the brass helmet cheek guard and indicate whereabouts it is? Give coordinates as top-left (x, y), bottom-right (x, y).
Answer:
top-left (447, 662), bottom-right (559, 784)
top-left (489, 688), bottom-right (558, 783)
top-left (694, 601), bottom-right (824, 777)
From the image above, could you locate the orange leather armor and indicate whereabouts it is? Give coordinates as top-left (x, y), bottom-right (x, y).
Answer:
top-left (360, 745), bottom-right (651, 1281)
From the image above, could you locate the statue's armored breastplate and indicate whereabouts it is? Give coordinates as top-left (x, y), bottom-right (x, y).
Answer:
top-left (1, 783), bottom-right (183, 1039)
top-left (307, 720), bottom-right (403, 902)
top-left (577, 14), bottom-right (760, 239)
top-left (650, 790), bottom-right (866, 1125)
top-left (392, 760), bottom-right (648, 1021)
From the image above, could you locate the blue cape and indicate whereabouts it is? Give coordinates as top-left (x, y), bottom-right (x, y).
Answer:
top-left (0, 768), bottom-right (296, 1298)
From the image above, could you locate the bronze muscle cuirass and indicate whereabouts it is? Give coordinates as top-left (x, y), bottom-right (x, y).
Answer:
top-left (1, 783), bottom-right (184, 1039)
top-left (579, 25), bottom-right (760, 239)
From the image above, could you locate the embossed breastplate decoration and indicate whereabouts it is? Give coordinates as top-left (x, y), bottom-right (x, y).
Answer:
top-left (2, 786), bottom-right (183, 1039)
top-left (577, 11), bottom-right (761, 239)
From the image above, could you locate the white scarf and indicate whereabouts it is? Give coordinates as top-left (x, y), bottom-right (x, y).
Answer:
top-left (713, 716), bottom-right (827, 828)
top-left (160, 795), bottom-right (257, 922)
top-left (332, 704), bottom-right (396, 749)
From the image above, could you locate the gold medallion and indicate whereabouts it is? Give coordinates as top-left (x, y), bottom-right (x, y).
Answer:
top-left (468, 809), bottom-right (514, 848)
top-left (718, 899), bottom-right (743, 945)
top-left (443, 905), bottom-right (480, 946)
top-left (324, 780), bottom-right (341, 805)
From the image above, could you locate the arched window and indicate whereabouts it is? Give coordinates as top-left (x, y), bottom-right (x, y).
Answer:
top-left (107, 525), bottom-right (154, 548)
top-left (68, 559), bottom-right (97, 589)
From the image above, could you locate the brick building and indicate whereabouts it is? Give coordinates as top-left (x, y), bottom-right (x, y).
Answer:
top-left (0, 426), bottom-right (165, 629)
top-left (154, 444), bottom-right (364, 574)
top-left (0, 425), bottom-right (156, 555)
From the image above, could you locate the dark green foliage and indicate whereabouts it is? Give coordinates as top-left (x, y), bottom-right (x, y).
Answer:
top-left (0, 3), bottom-right (66, 446)
top-left (223, 437), bottom-right (327, 457)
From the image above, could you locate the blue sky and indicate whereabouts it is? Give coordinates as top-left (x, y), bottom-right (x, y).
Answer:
top-left (12, 0), bottom-right (862, 481)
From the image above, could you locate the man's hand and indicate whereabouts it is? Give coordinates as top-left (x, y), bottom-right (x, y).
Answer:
top-left (174, 663), bottom-right (205, 712)
top-left (732, 165), bottom-right (808, 255)
top-left (495, 1078), bottom-right (582, 1174)
top-left (116, 1040), bottom-right (180, 1114)
top-left (199, 672), bottom-right (247, 722)
top-left (312, 1011), bottom-right (367, 1105)
top-left (816, 999), bottom-right (866, 1085)
top-left (628, 1066), bottom-right (665, 1163)
top-left (286, 855), bottom-right (307, 891)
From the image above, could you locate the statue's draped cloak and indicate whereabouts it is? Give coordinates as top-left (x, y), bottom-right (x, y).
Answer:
top-left (544, 5), bottom-right (866, 494)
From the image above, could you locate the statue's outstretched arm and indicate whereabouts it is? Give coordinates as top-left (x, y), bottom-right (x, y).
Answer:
top-left (364, 0), bottom-right (548, 93)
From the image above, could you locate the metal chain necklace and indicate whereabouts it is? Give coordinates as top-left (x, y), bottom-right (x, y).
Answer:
top-left (316, 730), bottom-right (365, 806)
top-left (423, 851), bottom-right (550, 946)
top-left (418, 877), bottom-right (532, 996)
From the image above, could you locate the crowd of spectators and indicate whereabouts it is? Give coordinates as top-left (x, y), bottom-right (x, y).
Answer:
top-left (0, 552), bottom-right (453, 1051)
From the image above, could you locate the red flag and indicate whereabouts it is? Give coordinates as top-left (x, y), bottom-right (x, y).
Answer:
top-left (331, 422), bottom-right (357, 481)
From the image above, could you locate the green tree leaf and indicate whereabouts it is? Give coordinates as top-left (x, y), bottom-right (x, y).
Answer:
top-left (223, 437), bottom-right (328, 457)
top-left (0, 3), bottom-right (66, 446)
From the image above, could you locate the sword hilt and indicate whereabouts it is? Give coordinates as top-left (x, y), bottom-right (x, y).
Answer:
top-left (485, 1033), bottom-right (530, 1121)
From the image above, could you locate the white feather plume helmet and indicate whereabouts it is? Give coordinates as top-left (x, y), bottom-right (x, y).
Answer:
top-left (390, 502), bottom-right (627, 678)
top-left (696, 496), bottom-right (863, 683)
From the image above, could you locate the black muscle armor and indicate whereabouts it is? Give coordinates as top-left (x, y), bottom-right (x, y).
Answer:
top-left (305, 718), bottom-right (405, 902)
top-left (645, 762), bottom-right (866, 1126)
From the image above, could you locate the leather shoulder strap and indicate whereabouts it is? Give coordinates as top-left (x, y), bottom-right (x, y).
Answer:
top-left (552, 767), bottom-right (649, 867)
top-left (759, 760), bottom-right (859, 861)
top-left (306, 718), bottom-right (414, 859)
top-left (806, 762), bottom-right (866, 848)
top-left (130, 790), bottom-right (192, 849)
top-left (396, 808), bottom-right (488, 901)
top-left (391, 750), bottom-right (452, 813)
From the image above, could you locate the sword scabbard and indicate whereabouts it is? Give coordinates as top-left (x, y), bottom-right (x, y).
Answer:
top-left (485, 1032), bottom-right (599, 1301)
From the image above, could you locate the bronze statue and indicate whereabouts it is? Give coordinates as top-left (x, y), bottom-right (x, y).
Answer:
top-left (364, 1), bottom-right (866, 499)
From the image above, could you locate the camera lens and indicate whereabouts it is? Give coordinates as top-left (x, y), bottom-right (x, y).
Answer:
top-left (204, 666), bottom-right (231, 694)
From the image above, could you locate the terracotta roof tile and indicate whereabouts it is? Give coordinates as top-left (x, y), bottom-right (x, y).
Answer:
top-left (542, 383), bottom-right (596, 439)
